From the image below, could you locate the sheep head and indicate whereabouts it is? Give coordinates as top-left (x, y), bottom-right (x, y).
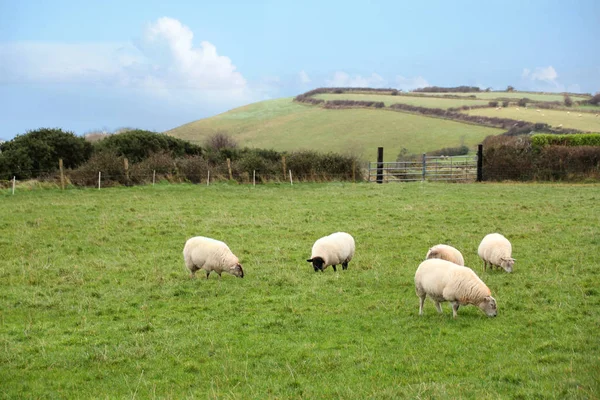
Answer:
top-left (478, 296), bottom-right (498, 317)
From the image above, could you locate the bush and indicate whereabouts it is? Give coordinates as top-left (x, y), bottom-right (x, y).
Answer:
top-left (564, 94), bottom-right (573, 107)
top-left (489, 101), bottom-right (498, 107)
top-left (67, 150), bottom-right (126, 186)
top-left (482, 135), bottom-right (534, 181)
top-left (507, 86), bottom-right (515, 92)
top-left (502, 101), bottom-right (509, 108)
top-left (588, 93), bottom-right (600, 106)
top-left (518, 98), bottom-right (529, 107)
top-left (0, 128), bottom-right (93, 180)
top-left (427, 145), bottom-right (470, 157)
top-left (176, 156), bottom-right (209, 183)
top-left (95, 130), bottom-right (202, 163)
top-left (534, 146), bottom-right (600, 180)
top-left (532, 134), bottom-right (600, 147)
top-left (204, 132), bottom-right (237, 152)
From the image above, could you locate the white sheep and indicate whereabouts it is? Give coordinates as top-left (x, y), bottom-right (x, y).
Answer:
top-left (415, 259), bottom-right (497, 318)
top-left (478, 233), bottom-right (515, 273)
top-left (307, 232), bottom-right (355, 272)
top-left (425, 244), bottom-right (465, 266)
top-left (183, 236), bottom-right (244, 279)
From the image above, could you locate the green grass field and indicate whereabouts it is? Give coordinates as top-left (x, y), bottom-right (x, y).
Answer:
top-left (415, 92), bottom-right (591, 102)
top-left (1, 183), bottom-right (599, 398)
top-left (465, 107), bottom-right (600, 132)
top-left (167, 98), bottom-right (502, 161)
top-left (313, 93), bottom-right (490, 108)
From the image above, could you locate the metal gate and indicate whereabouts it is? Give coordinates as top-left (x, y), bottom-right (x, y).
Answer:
top-left (368, 154), bottom-right (478, 182)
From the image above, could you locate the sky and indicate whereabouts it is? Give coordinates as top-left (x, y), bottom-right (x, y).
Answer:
top-left (0, 0), bottom-right (599, 141)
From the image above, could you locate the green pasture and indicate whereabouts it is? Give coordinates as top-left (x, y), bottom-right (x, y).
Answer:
top-left (167, 98), bottom-right (501, 161)
top-left (1, 182), bottom-right (598, 398)
top-left (313, 93), bottom-right (490, 109)
top-left (414, 92), bottom-right (591, 102)
top-left (465, 107), bottom-right (600, 132)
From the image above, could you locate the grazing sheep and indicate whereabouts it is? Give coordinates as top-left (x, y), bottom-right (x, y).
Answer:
top-left (478, 233), bottom-right (515, 273)
top-left (578, 113), bottom-right (582, 117)
top-left (536, 109), bottom-right (541, 112)
top-left (183, 236), bottom-right (244, 279)
top-left (516, 108), bottom-right (520, 111)
top-left (567, 111), bottom-right (570, 114)
top-left (415, 259), bottom-right (497, 318)
top-left (307, 232), bottom-right (355, 272)
top-left (425, 244), bottom-right (465, 266)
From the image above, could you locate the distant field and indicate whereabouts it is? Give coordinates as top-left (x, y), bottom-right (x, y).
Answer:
top-left (167, 98), bottom-right (502, 161)
top-left (313, 93), bottom-right (490, 109)
top-left (415, 92), bottom-right (591, 102)
top-left (465, 107), bottom-right (600, 132)
top-left (1, 183), bottom-right (598, 398)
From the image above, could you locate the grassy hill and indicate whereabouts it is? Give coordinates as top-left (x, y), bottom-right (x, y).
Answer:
top-left (167, 98), bottom-right (502, 162)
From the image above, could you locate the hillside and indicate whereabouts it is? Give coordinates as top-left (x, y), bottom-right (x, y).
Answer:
top-left (166, 97), bottom-right (502, 162)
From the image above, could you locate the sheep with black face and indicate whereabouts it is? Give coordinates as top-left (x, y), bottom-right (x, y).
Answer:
top-left (307, 232), bottom-right (355, 272)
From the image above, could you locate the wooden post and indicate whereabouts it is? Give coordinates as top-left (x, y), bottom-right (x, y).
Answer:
top-left (282, 156), bottom-right (287, 180)
top-left (59, 158), bottom-right (65, 190)
top-left (477, 144), bottom-right (483, 182)
top-left (422, 153), bottom-right (426, 181)
top-left (376, 147), bottom-right (384, 184)
top-left (12, 176), bottom-right (16, 195)
top-left (289, 170), bottom-right (293, 186)
top-left (207, 171), bottom-right (210, 186)
top-left (227, 158), bottom-right (233, 180)
top-left (152, 170), bottom-right (156, 186)
top-left (124, 158), bottom-right (129, 185)
top-left (98, 171), bottom-right (101, 189)
top-left (253, 170), bottom-right (256, 187)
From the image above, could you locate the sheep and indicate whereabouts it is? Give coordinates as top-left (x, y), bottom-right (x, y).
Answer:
top-left (578, 113), bottom-right (582, 117)
top-left (478, 233), bottom-right (515, 273)
top-left (307, 232), bottom-right (355, 272)
top-left (567, 111), bottom-right (570, 114)
top-left (183, 236), bottom-right (244, 279)
top-left (415, 259), bottom-right (497, 318)
top-left (425, 244), bottom-right (465, 266)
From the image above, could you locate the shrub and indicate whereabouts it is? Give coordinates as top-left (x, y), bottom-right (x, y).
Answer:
top-left (532, 134), bottom-right (600, 147)
top-left (564, 94), bottom-right (573, 107)
top-left (427, 145), bottom-right (470, 157)
top-left (95, 130), bottom-right (202, 163)
top-left (0, 128), bottom-right (93, 180)
top-left (534, 146), bottom-right (600, 180)
top-left (588, 93), bottom-right (600, 106)
top-left (482, 135), bottom-right (534, 181)
top-left (518, 98), bottom-right (529, 107)
top-left (489, 101), bottom-right (498, 107)
top-left (204, 132), bottom-right (237, 152)
top-left (67, 150), bottom-right (126, 186)
top-left (176, 156), bottom-right (209, 183)
top-left (502, 101), bottom-right (509, 108)
top-left (507, 86), bottom-right (515, 92)
top-left (391, 89), bottom-right (399, 96)
top-left (129, 152), bottom-right (178, 184)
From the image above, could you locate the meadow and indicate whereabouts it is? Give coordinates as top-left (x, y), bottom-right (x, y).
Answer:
top-left (415, 92), bottom-right (591, 102)
top-left (313, 93), bottom-right (490, 109)
top-left (1, 182), bottom-right (599, 399)
top-left (167, 98), bottom-right (502, 161)
top-left (465, 107), bottom-right (600, 132)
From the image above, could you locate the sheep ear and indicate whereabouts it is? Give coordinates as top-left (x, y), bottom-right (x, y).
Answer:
top-left (306, 259), bottom-right (313, 263)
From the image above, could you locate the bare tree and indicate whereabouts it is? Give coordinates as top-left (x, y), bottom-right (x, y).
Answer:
top-left (204, 131), bottom-right (237, 151)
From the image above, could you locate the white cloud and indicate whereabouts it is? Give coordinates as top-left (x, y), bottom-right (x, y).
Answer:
top-left (326, 71), bottom-right (386, 88)
top-left (395, 75), bottom-right (430, 91)
top-left (522, 66), bottom-right (559, 86)
top-left (299, 70), bottom-right (311, 84)
top-left (0, 17), bottom-right (251, 105)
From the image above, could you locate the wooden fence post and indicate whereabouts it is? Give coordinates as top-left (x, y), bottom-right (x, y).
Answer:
top-left (59, 158), bottom-right (65, 190)
top-left (124, 158), bottom-right (130, 185)
top-left (207, 171), bottom-right (210, 186)
top-left (12, 176), bottom-right (16, 195)
top-left (282, 156), bottom-right (287, 180)
top-left (289, 170), bottom-right (293, 186)
top-left (227, 158), bottom-right (233, 180)
top-left (477, 144), bottom-right (483, 182)
top-left (376, 147), bottom-right (384, 184)
top-left (253, 170), bottom-right (256, 187)
top-left (153, 170), bottom-right (156, 186)
top-left (98, 171), bottom-right (101, 189)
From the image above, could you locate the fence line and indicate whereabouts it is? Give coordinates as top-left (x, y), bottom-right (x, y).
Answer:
top-left (368, 154), bottom-right (478, 183)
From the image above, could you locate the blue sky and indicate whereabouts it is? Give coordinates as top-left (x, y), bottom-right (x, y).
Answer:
top-left (1, 0), bottom-right (599, 141)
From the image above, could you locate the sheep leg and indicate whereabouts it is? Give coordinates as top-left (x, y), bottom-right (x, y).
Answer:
top-left (452, 302), bottom-right (460, 318)
top-left (434, 301), bottom-right (443, 314)
top-left (418, 295), bottom-right (426, 315)
top-left (483, 260), bottom-right (487, 272)
top-left (342, 261), bottom-right (348, 270)
top-left (205, 271), bottom-right (210, 279)
top-left (332, 265), bottom-right (337, 272)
